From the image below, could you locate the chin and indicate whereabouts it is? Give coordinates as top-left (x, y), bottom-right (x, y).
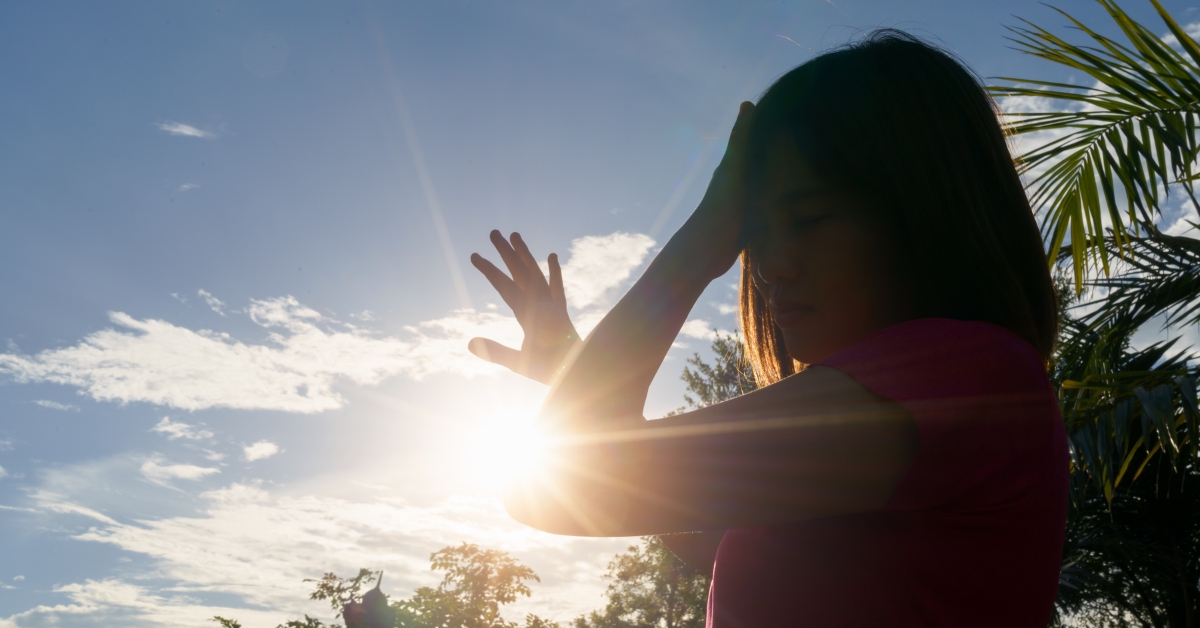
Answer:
top-left (781, 330), bottom-right (833, 365)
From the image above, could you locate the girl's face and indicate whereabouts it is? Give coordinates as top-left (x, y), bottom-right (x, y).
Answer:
top-left (751, 136), bottom-right (923, 364)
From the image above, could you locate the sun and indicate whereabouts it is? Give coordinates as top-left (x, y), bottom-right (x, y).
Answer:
top-left (463, 401), bottom-right (552, 489)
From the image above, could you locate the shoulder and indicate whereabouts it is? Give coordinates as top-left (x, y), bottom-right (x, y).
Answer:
top-left (816, 318), bottom-right (1049, 404)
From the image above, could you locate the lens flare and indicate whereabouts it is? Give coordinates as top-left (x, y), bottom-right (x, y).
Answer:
top-left (465, 404), bottom-right (550, 489)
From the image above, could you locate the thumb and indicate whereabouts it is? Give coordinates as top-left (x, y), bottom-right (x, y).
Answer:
top-left (468, 337), bottom-right (522, 372)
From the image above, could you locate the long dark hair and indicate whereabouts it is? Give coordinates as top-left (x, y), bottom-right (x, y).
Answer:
top-left (738, 30), bottom-right (1057, 385)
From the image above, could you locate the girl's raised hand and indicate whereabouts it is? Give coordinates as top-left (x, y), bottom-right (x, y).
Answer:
top-left (468, 230), bottom-right (581, 385)
top-left (678, 101), bottom-right (756, 281)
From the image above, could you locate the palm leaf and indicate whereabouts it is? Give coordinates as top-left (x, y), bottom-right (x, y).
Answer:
top-left (1053, 234), bottom-right (1200, 504)
top-left (991, 0), bottom-right (1200, 287)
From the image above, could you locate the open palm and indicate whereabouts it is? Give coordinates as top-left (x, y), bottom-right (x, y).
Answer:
top-left (468, 230), bottom-right (581, 385)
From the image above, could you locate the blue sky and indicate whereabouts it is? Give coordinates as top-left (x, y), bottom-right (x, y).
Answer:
top-left (2, 1), bottom-right (1197, 625)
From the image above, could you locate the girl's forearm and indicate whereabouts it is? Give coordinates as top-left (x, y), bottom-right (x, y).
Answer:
top-left (540, 226), bottom-right (715, 430)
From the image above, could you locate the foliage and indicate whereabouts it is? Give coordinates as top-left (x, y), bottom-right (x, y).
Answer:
top-left (1054, 459), bottom-right (1200, 627)
top-left (1050, 234), bottom-right (1200, 503)
top-left (212, 618), bottom-right (245, 628)
top-left (996, 3), bottom-right (1200, 622)
top-left (1048, 237), bottom-right (1200, 625)
top-left (992, 0), bottom-right (1200, 286)
top-left (571, 537), bottom-right (709, 628)
top-left (309, 568), bottom-right (379, 614)
top-left (678, 330), bottom-right (757, 412)
top-left (393, 542), bottom-right (551, 628)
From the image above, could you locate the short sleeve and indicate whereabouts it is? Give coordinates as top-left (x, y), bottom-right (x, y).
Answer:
top-left (816, 318), bottom-right (1060, 511)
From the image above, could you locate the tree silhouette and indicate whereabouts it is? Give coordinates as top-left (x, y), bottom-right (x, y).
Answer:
top-left (571, 537), bottom-right (709, 628)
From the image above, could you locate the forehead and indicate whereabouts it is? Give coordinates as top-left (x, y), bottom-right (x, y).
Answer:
top-left (759, 135), bottom-right (827, 206)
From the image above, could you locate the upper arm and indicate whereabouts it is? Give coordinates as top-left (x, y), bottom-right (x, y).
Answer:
top-left (505, 365), bottom-right (918, 536)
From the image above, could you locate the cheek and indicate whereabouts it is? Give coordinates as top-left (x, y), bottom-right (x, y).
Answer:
top-left (811, 223), bottom-right (904, 315)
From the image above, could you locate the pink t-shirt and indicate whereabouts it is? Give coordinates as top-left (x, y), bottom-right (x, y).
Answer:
top-left (707, 318), bottom-right (1068, 627)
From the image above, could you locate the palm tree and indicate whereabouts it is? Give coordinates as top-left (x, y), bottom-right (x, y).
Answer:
top-left (995, 0), bottom-right (1200, 512)
top-left (993, 1), bottom-right (1200, 624)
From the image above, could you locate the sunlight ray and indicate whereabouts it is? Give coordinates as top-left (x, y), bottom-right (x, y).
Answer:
top-left (370, 21), bottom-right (473, 310)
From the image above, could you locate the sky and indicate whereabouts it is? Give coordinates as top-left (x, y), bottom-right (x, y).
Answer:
top-left (2, 1), bottom-right (1199, 626)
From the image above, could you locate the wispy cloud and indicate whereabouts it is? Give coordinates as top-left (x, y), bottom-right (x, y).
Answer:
top-left (33, 491), bottom-right (119, 525)
top-left (177, 183), bottom-right (200, 192)
top-left (34, 399), bottom-right (80, 411)
top-left (243, 440), bottom-right (279, 462)
top-left (139, 456), bottom-right (220, 488)
top-left (155, 121), bottom-right (215, 139)
top-left (0, 466), bottom-right (7, 480)
top-left (150, 417), bottom-right (213, 441)
top-left (197, 289), bottom-right (226, 316)
top-left (0, 232), bottom-right (656, 414)
top-left (1, 578), bottom-right (287, 628)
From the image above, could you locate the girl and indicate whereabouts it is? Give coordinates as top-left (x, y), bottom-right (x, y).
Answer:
top-left (468, 30), bottom-right (1066, 627)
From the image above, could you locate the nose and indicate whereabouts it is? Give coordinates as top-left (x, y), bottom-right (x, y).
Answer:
top-left (752, 230), bottom-right (799, 289)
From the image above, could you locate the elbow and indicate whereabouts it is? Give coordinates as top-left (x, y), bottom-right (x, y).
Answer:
top-left (502, 479), bottom-right (539, 530)
top-left (502, 476), bottom-right (574, 534)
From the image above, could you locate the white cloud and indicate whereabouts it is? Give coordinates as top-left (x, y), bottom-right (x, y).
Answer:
top-left (150, 417), bottom-right (213, 441)
top-left (0, 438), bottom-right (11, 451)
top-left (0, 297), bottom-right (524, 413)
top-left (177, 183), bottom-right (200, 192)
top-left (0, 466), bottom-right (6, 480)
top-left (197, 290), bottom-right (226, 316)
top-left (139, 456), bottom-right (220, 488)
top-left (1160, 21), bottom-right (1200, 48)
top-left (155, 121), bottom-right (215, 139)
top-left (712, 301), bottom-right (737, 315)
top-left (0, 232), bottom-right (654, 414)
top-left (550, 232), bottom-right (655, 310)
top-left (243, 440), bottom-right (280, 462)
top-left (12, 576), bottom-right (23, 582)
top-left (34, 399), bottom-right (79, 411)
top-left (62, 483), bottom-right (624, 621)
top-left (678, 319), bottom-right (716, 341)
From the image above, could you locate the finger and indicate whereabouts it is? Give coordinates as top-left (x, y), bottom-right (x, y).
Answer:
top-left (548, 252), bottom-right (566, 306)
top-left (490, 230), bottom-right (535, 293)
top-left (510, 232), bottom-right (551, 295)
top-left (468, 337), bottom-right (522, 372)
top-left (722, 101), bottom-right (756, 167)
top-left (471, 253), bottom-right (528, 317)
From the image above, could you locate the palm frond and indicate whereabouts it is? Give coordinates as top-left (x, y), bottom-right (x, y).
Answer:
top-left (990, 0), bottom-right (1200, 286)
top-left (1054, 234), bottom-right (1200, 504)
top-left (1084, 229), bottom-right (1200, 329)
